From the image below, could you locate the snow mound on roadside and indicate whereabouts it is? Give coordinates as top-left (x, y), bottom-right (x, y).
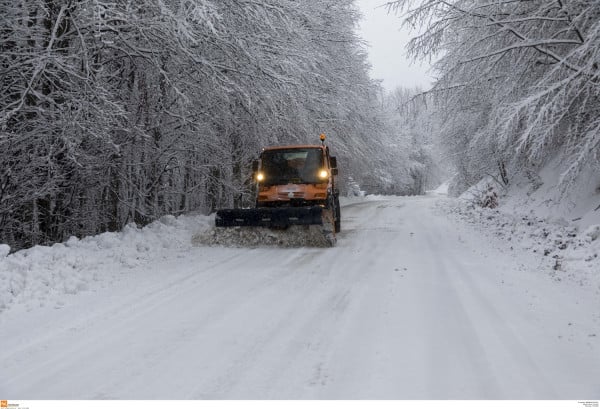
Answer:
top-left (193, 225), bottom-right (334, 248)
top-left (438, 200), bottom-right (600, 288)
top-left (0, 214), bottom-right (213, 313)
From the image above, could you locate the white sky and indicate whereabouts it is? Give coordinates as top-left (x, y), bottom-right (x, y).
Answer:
top-left (355, 0), bottom-right (433, 91)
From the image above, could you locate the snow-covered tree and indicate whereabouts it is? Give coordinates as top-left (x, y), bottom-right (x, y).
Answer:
top-left (387, 0), bottom-right (600, 197)
top-left (378, 86), bottom-right (449, 195)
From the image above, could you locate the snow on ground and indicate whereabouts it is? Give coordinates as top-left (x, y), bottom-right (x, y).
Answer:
top-left (444, 163), bottom-right (600, 293)
top-left (1, 194), bottom-right (599, 399)
top-left (194, 225), bottom-right (334, 248)
top-left (0, 214), bottom-right (213, 313)
top-left (439, 200), bottom-right (600, 290)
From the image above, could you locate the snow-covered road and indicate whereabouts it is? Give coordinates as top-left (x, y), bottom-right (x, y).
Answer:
top-left (1, 195), bottom-right (599, 399)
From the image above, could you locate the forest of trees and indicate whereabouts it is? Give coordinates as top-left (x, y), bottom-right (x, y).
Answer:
top-left (1, 0), bottom-right (433, 250)
top-left (379, 86), bottom-right (448, 196)
top-left (388, 0), bottom-right (600, 198)
top-left (10, 0), bottom-right (592, 251)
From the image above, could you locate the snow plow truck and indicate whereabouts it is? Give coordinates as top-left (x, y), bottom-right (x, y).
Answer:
top-left (215, 134), bottom-right (341, 246)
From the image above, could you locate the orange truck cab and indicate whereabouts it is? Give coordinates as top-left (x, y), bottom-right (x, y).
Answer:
top-left (254, 144), bottom-right (338, 209)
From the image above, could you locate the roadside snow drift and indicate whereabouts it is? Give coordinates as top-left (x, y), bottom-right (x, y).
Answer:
top-left (0, 214), bottom-right (213, 312)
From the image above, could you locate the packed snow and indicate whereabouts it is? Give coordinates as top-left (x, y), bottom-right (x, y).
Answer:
top-left (1, 193), bottom-right (599, 399)
top-left (0, 214), bottom-right (213, 313)
top-left (194, 225), bottom-right (334, 248)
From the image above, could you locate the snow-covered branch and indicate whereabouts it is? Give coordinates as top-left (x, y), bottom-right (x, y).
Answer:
top-left (387, 0), bottom-right (600, 199)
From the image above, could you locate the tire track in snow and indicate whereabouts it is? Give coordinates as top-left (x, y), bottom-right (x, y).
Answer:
top-left (418, 200), bottom-right (564, 398)
top-left (420, 227), bottom-right (504, 398)
top-left (94, 247), bottom-right (333, 398)
top-left (430, 237), bottom-right (568, 399)
top-left (3, 249), bottom-right (318, 397)
top-left (188, 201), bottom-right (382, 398)
top-left (189, 198), bottom-right (394, 398)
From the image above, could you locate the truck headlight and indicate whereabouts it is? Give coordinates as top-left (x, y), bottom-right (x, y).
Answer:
top-left (256, 172), bottom-right (265, 182)
top-left (318, 169), bottom-right (329, 179)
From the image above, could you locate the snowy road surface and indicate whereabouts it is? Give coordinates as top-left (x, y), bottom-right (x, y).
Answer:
top-left (1, 195), bottom-right (599, 399)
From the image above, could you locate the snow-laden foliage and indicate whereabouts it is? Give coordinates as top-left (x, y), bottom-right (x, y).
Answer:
top-left (387, 0), bottom-right (600, 199)
top-left (379, 86), bottom-right (450, 195)
top-left (0, 0), bottom-right (396, 250)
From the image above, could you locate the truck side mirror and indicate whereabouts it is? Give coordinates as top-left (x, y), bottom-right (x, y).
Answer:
top-left (330, 156), bottom-right (337, 169)
top-left (332, 168), bottom-right (338, 176)
top-left (252, 160), bottom-right (259, 172)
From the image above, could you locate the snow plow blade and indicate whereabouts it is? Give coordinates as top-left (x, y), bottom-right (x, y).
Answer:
top-left (215, 206), bottom-right (324, 228)
top-left (195, 206), bottom-right (336, 247)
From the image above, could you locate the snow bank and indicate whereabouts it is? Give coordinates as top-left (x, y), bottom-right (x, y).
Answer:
top-left (439, 200), bottom-right (600, 289)
top-left (445, 158), bottom-right (600, 288)
top-left (0, 214), bottom-right (213, 313)
top-left (499, 161), bottom-right (600, 230)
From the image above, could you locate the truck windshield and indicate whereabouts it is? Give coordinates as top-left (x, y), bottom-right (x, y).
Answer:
top-left (260, 148), bottom-right (324, 185)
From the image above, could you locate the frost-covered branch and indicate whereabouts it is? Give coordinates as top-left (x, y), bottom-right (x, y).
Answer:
top-left (386, 0), bottom-right (600, 198)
